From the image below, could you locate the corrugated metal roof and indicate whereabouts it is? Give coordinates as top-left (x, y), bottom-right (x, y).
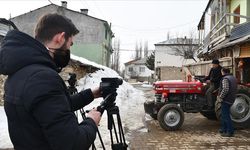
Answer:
top-left (230, 22), bottom-right (250, 41)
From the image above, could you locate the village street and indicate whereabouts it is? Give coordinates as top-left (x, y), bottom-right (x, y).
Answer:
top-left (129, 84), bottom-right (250, 150)
top-left (1, 0), bottom-right (250, 150)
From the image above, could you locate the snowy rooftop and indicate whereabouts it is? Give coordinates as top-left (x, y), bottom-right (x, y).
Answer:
top-left (124, 57), bottom-right (147, 66)
top-left (155, 38), bottom-right (199, 46)
top-left (71, 54), bottom-right (107, 70)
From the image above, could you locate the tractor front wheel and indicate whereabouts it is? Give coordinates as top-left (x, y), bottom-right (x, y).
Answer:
top-left (157, 104), bottom-right (184, 131)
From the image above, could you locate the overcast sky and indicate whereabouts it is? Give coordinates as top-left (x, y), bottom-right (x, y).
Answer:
top-left (0, 0), bottom-right (208, 64)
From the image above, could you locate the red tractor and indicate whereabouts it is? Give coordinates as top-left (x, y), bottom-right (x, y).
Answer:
top-left (144, 77), bottom-right (250, 131)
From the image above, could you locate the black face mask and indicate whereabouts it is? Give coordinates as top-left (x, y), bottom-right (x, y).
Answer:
top-left (48, 46), bottom-right (71, 69)
top-left (53, 49), bottom-right (70, 68)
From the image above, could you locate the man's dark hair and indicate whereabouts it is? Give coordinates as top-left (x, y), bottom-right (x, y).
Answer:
top-left (35, 13), bottom-right (79, 43)
top-left (222, 68), bottom-right (230, 74)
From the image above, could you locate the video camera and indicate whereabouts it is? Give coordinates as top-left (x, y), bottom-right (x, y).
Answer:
top-left (100, 78), bottom-right (123, 97)
top-left (98, 78), bottom-right (123, 113)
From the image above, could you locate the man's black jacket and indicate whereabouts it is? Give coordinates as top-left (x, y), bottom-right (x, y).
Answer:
top-left (204, 65), bottom-right (223, 89)
top-left (0, 30), bottom-right (97, 150)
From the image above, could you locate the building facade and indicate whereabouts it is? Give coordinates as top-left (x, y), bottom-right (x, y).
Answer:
top-left (154, 38), bottom-right (198, 81)
top-left (196, 0), bottom-right (250, 84)
top-left (10, 1), bottom-right (114, 66)
top-left (124, 58), bottom-right (153, 82)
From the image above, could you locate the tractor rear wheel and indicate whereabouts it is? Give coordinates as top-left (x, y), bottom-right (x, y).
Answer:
top-left (157, 104), bottom-right (184, 131)
top-left (215, 89), bottom-right (250, 128)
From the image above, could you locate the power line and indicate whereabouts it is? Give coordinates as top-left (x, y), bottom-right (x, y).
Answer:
top-left (118, 49), bottom-right (155, 52)
top-left (91, 0), bottom-right (107, 20)
top-left (112, 19), bottom-right (199, 32)
top-left (47, 0), bottom-right (53, 4)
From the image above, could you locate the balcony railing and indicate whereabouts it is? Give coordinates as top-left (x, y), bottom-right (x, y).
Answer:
top-left (198, 13), bottom-right (250, 55)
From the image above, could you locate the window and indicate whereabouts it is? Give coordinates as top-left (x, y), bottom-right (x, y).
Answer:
top-left (211, 14), bottom-right (216, 28)
top-left (128, 67), bottom-right (133, 72)
top-left (139, 67), bottom-right (145, 72)
top-left (234, 5), bottom-right (240, 24)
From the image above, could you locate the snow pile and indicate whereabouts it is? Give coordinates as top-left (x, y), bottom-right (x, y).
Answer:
top-left (71, 54), bottom-right (107, 70)
top-left (0, 107), bottom-right (12, 148)
top-left (141, 84), bottom-right (153, 88)
top-left (76, 68), bottom-right (146, 149)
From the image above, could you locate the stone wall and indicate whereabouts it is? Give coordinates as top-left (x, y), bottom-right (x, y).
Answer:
top-left (0, 75), bottom-right (6, 105)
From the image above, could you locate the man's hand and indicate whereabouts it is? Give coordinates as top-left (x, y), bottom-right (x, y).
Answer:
top-left (91, 86), bottom-right (101, 98)
top-left (217, 96), bottom-right (222, 102)
top-left (87, 109), bottom-right (101, 126)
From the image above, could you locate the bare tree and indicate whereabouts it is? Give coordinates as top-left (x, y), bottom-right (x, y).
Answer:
top-left (168, 32), bottom-right (198, 62)
top-left (139, 41), bottom-right (143, 58)
top-left (144, 40), bottom-right (148, 58)
top-left (133, 40), bottom-right (148, 59)
top-left (135, 41), bottom-right (139, 59)
top-left (166, 31), bottom-right (170, 40)
top-left (111, 38), bottom-right (120, 72)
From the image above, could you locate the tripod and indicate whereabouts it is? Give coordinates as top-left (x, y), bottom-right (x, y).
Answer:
top-left (97, 93), bottom-right (128, 150)
top-left (67, 74), bottom-right (127, 150)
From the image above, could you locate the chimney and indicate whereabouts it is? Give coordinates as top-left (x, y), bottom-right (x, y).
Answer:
top-left (80, 9), bottom-right (88, 15)
top-left (61, 1), bottom-right (67, 8)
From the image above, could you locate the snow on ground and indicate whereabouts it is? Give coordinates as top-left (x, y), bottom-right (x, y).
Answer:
top-left (0, 107), bottom-right (13, 148)
top-left (0, 55), bottom-right (147, 149)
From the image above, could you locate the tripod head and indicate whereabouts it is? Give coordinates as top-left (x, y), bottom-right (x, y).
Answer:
top-left (67, 73), bottom-right (77, 95)
top-left (68, 73), bottom-right (77, 87)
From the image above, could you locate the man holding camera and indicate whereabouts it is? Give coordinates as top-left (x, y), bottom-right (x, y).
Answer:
top-left (0, 13), bottom-right (101, 150)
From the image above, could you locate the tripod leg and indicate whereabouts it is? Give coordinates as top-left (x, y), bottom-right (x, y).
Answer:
top-left (108, 110), bottom-right (120, 143)
top-left (117, 112), bottom-right (127, 145)
top-left (96, 129), bottom-right (105, 150)
top-left (116, 115), bottom-right (123, 143)
top-left (112, 116), bottom-right (120, 143)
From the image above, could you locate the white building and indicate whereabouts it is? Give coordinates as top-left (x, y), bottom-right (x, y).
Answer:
top-left (154, 38), bottom-right (198, 80)
top-left (124, 58), bottom-right (153, 82)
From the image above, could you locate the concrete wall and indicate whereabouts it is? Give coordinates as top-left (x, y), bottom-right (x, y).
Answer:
top-left (155, 45), bottom-right (196, 68)
top-left (205, 8), bottom-right (212, 35)
top-left (157, 66), bottom-right (183, 81)
top-left (11, 4), bottom-right (112, 66)
top-left (184, 57), bottom-right (233, 77)
top-left (247, 0), bottom-right (250, 20)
